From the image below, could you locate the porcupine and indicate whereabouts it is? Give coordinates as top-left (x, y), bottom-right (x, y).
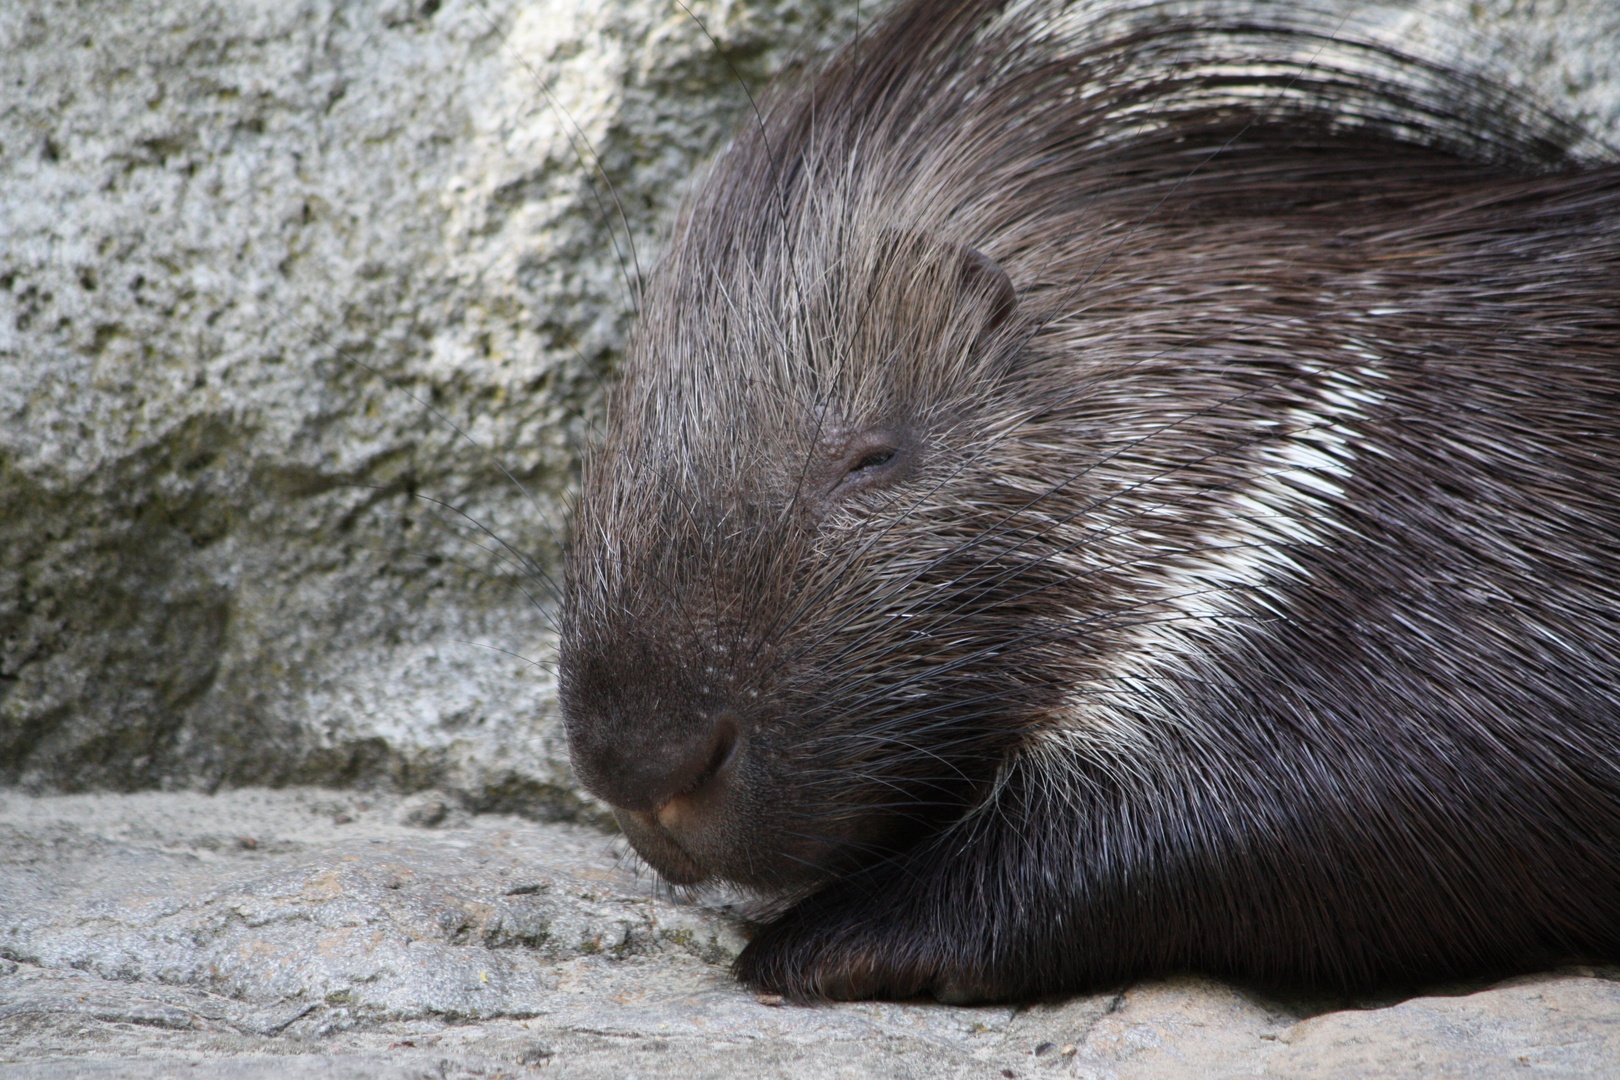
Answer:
top-left (558, 0), bottom-right (1620, 1002)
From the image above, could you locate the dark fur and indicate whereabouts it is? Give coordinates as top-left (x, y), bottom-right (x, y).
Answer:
top-left (560, 0), bottom-right (1620, 1002)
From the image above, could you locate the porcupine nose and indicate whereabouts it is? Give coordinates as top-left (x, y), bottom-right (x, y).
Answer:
top-left (572, 708), bottom-right (740, 815)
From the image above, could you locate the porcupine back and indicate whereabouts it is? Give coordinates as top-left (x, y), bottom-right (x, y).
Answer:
top-left (561, 0), bottom-right (1620, 1000)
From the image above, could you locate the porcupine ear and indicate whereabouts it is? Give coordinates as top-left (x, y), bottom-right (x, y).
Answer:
top-left (861, 228), bottom-right (1020, 385)
top-left (955, 244), bottom-right (1017, 344)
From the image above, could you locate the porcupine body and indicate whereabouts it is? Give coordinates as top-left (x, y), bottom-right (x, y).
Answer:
top-left (559, 0), bottom-right (1620, 1002)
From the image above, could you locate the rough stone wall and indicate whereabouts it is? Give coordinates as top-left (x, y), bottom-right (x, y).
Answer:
top-left (1, 0), bottom-right (1616, 813)
top-left (0, 0), bottom-right (860, 813)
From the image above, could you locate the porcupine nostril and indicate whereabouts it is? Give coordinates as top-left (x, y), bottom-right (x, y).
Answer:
top-left (655, 711), bottom-right (741, 828)
top-left (575, 707), bottom-right (741, 814)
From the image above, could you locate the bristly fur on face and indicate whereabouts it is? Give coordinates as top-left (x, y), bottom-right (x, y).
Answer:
top-left (561, 0), bottom-right (1620, 1001)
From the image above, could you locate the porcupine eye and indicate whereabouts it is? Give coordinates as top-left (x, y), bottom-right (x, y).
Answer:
top-left (851, 448), bottom-right (895, 473)
top-left (835, 436), bottom-right (905, 494)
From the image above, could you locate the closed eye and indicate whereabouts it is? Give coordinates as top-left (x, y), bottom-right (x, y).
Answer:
top-left (825, 429), bottom-right (912, 502)
top-left (833, 439), bottom-right (906, 496)
top-left (850, 449), bottom-right (895, 474)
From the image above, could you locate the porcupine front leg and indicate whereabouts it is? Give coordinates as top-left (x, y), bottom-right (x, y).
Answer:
top-left (733, 761), bottom-right (1161, 1003)
top-left (733, 858), bottom-right (1020, 1004)
top-left (733, 745), bottom-right (1327, 1003)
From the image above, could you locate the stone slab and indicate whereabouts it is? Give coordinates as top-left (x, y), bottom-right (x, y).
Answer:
top-left (2, 790), bottom-right (1616, 1077)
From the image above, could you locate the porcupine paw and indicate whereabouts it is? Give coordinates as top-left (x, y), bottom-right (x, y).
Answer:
top-left (734, 933), bottom-right (922, 1002)
top-left (734, 915), bottom-right (993, 1003)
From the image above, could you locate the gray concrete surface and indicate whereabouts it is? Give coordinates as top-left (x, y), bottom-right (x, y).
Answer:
top-left (3, 789), bottom-right (1619, 1077)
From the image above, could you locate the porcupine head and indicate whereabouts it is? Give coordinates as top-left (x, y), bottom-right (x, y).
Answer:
top-left (559, 0), bottom-right (1201, 900)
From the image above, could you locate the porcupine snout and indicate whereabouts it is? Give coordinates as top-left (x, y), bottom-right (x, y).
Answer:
top-left (561, 622), bottom-right (762, 886)
top-left (568, 699), bottom-right (740, 816)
